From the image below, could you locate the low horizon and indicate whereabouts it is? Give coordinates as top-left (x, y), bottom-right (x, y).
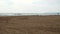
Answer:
top-left (0, 13), bottom-right (60, 16)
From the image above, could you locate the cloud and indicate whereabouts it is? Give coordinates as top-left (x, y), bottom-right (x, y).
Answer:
top-left (7, 0), bottom-right (32, 13)
top-left (32, 0), bottom-right (60, 12)
top-left (0, 0), bottom-right (60, 13)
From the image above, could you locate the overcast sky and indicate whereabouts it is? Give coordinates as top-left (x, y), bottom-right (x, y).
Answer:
top-left (0, 0), bottom-right (60, 13)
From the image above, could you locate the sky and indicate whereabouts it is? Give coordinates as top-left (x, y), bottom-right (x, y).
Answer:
top-left (0, 0), bottom-right (60, 13)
